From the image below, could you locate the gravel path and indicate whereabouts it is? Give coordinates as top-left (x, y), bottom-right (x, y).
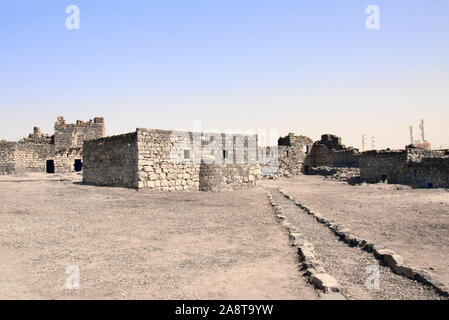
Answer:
top-left (270, 188), bottom-right (446, 300)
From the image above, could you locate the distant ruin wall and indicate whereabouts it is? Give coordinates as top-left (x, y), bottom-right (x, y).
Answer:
top-left (275, 133), bottom-right (313, 177)
top-left (359, 150), bottom-right (408, 184)
top-left (305, 134), bottom-right (360, 169)
top-left (82, 132), bottom-right (138, 188)
top-left (360, 148), bottom-right (449, 188)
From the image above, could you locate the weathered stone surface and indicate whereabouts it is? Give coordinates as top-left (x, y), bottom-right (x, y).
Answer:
top-left (310, 273), bottom-right (340, 292)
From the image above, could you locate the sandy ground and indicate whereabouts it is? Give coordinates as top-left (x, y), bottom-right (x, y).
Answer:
top-left (0, 173), bottom-right (317, 300)
top-left (261, 175), bottom-right (449, 289)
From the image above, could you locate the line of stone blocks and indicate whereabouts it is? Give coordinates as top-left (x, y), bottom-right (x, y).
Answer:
top-left (279, 189), bottom-right (449, 298)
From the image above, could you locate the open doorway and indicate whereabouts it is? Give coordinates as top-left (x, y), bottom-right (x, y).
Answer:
top-left (46, 160), bottom-right (54, 174)
top-left (74, 159), bottom-right (83, 172)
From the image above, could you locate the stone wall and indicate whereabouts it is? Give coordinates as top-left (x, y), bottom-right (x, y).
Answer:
top-left (82, 128), bottom-right (261, 191)
top-left (305, 134), bottom-right (360, 169)
top-left (54, 148), bottom-right (83, 173)
top-left (275, 133), bottom-right (313, 177)
top-left (135, 128), bottom-right (260, 191)
top-left (82, 132), bottom-right (138, 188)
top-left (0, 116), bottom-right (105, 175)
top-left (13, 142), bottom-right (55, 173)
top-left (359, 147), bottom-right (449, 188)
top-left (54, 116), bottom-right (105, 152)
top-left (0, 141), bottom-right (55, 174)
top-left (0, 142), bottom-right (16, 175)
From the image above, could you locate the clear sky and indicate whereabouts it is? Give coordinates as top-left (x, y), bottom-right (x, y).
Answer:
top-left (1, 0), bottom-right (448, 149)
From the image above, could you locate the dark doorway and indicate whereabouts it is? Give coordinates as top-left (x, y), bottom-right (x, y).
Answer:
top-left (304, 165), bottom-right (309, 175)
top-left (427, 183), bottom-right (434, 189)
top-left (46, 160), bottom-right (54, 174)
top-left (381, 174), bottom-right (387, 182)
top-left (74, 159), bottom-right (83, 172)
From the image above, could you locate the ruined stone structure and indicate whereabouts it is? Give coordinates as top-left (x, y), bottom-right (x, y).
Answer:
top-left (360, 146), bottom-right (449, 188)
top-left (0, 117), bottom-right (105, 175)
top-left (276, 133), bottom-right (314, 177)
top-left (305, 134), bottom-right (360, 171)
top-left (83, 128), bottom-right (261, 191)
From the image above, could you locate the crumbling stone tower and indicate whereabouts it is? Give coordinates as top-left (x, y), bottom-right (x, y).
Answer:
top-left (54, 116), bottom-right (105, 152)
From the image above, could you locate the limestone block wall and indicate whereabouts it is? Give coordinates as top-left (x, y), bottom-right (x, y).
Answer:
top-left (12, 143), bottom-right (55, 173)
top-left (136, 129), bottom-right (200, 190)
top-left (82, 132), bottom-right (138, 188)
top-left (199, 163), bottom-right (260, 191)
top-left (54, 147), bottom-right (83, 173)
top-left (135, 128), bottom-right (260, 190)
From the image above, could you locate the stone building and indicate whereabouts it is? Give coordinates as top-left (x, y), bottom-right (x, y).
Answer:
top-left (0, 116), bottom-right (105, 175)
top-left (304, 134), bottom-right (360, 171)
top-left (360, 146), bottom-right (449, 188)
top-left (83, 128), bottom-right (261, 191)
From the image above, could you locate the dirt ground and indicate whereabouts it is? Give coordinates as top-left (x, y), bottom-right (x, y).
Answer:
top-left (261, 175), bottom-right (449, 290)
top-left (1, 173), bottom-right (447, 300)
top-left (0, 173), bottom-right (317, 300)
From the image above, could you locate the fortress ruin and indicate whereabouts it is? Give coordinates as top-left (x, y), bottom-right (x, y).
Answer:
top-left (1, 116), bottom-right (448, 190)
top-left (0, 116), bottom-right (105, 175)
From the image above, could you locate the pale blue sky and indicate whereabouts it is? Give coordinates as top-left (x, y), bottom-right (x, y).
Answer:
top-left (1, 0), bottom-right (448, 149)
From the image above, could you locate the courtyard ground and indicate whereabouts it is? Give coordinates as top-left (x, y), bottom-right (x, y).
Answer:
top-left (0, 173), bottom-right (316, 299)
top-left (1, 173), bottom-right (448, 299)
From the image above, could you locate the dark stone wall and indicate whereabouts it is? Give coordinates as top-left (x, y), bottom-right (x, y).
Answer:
top-left (359, 148), bottom-right (449, 188)
top-left (82, 132), bottom-right (138, 188)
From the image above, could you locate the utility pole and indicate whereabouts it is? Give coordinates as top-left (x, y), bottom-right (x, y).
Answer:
top-left (409, 125), bottom-right (414, 145)
top-left (362, 134), bottom-right (366, 152)
top-left (419, 119), bottom-right (425, 142)
top-left (371, 136), bottom-right (375, 150)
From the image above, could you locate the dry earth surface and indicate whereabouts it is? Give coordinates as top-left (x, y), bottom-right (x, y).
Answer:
top-left (1, 172), bottom-right (447, 300)
top-left (261, 175), bottom-right (449, 294)
top-left (0, 173), bottom-right (317, 300)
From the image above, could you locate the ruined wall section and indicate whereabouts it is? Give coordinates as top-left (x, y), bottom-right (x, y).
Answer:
top-left (276, 133), bottom-right (313, 177)
top-left (305, 134), bottom-right (360, 169)
top-left (359, 150), bottom-right (408, 183)
top-left (54, 116), bottom-right (105, 152)
top-left (82, 132), bottom-right (138, 188)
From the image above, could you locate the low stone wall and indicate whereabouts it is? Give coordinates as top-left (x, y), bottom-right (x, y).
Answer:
top-left (82, 132), bottom-right (138, 188)
top-left (199, 163), bottom-right (260, 191)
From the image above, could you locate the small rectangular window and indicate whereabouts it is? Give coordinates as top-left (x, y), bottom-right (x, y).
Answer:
top-left (183, 150), bottom-right (190, 159)
top-left (223, 150), bottom-right (229, 159)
